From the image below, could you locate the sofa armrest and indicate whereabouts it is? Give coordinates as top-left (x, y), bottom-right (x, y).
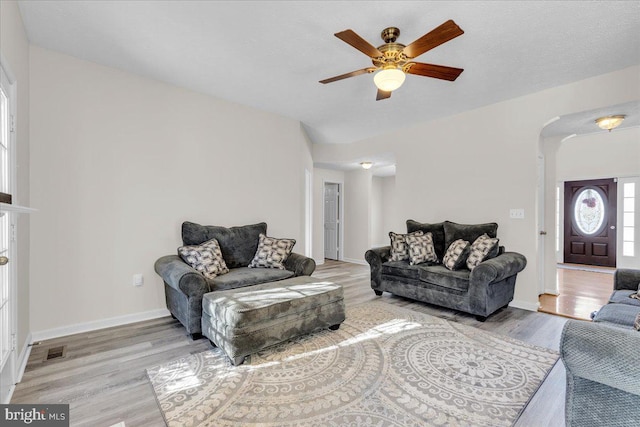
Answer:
top-left (614, 269), bottom-right (640, 291)
top-left (365, 246), bottom-right (391, 289)
top-left (154, 255), bottom-right (210, 298)
top-left (365, 246), bottom-right (391, 265)
top-left (561, 320), bottom-right (640, 396)
top-left (470, 252), bottom-right (527, 286)
top-left (285, 252), bottom-right (316, 276)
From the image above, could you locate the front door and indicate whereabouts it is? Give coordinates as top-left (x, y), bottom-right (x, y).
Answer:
top-left (564, 178), bottom-right (617, 267)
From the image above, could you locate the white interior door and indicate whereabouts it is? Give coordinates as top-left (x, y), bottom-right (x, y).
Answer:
top-left (0, 64), bottom-right (16, 404)
top-left (324, 183), bottom-right (339, 260)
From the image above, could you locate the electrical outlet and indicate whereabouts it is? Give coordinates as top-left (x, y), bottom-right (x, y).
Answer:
top-left (133, 274), bottom-right (144, 287)
top-left (509, 208), bottom-right (525, 219)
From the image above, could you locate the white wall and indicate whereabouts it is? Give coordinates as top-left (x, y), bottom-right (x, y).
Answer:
top-left (381, 175), bottom-right (400, 238)
top-left (371, 176), bottom-right (385, 247)
top-left (312, 168), bottom-right (344, 264)
top-left (29, 46), bottom-right (313, 335)
top-left (313, 66), bottom-right (640, 310)
top-left (0, 0), bottom-right (31, 357)
top-left (556, 127), bottom-right (640, 181)
top-left (555, 127), bottom-right (640, 270)
top-left (343, 169), bottom-right (371, 263)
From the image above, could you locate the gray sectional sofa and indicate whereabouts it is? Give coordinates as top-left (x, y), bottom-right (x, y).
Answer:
top-left (154, 222), bottom-right (316, 338)
top-left (365, 220), bottom-right (527, 321)
top-left (560, 268), bottom-right (640, 426)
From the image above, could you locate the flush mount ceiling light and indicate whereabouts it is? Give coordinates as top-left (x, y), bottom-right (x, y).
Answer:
top-left (360, 162), bottom-right (373, 170)
top-left (595, 115), bottom-right (626, 132)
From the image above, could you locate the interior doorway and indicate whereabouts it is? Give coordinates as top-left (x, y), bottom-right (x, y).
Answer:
top-left (324, 182), bottom-right (340, 260)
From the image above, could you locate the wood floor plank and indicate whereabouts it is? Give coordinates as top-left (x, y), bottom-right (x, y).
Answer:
top-left (12, 259), bottom-right (568, 426)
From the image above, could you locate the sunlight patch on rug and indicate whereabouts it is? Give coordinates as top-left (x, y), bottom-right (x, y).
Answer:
top-left (147, 301), bottom-right (558, 426)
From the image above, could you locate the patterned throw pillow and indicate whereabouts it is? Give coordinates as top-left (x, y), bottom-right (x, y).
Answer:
top-left (248, 233), bottom-right (296, 270)
top-left (466, 233), bottom-right (500, 270)
top-left (635, 313), bottom-right (640, 331)
top-left (443, 239), bottom-right (470, 271)
top-left (389, 231), bottom-right (424, 262)
top-left (178, 238), bottom-right (229, 279)
top-left (406, 233), bottom-right (438, 265)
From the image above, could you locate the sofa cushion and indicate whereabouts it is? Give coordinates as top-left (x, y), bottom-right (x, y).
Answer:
top-left (443, 239), bottom-right (471, 271)
top-left (208, 267), bottom-right (294, 292)
top-left (248, 233), bottom-right (296, 270)
top-left (389, 230), bottom-right (424, 262)
top-left (182, 222), bottom-right (267, 269)
top-left (406, 233), bottom-right (438, 265)
top-left (418, 265), bottom-right (470, 292)
top-left (608, 290), bottom-right (640, 307)
top-left (593, 303), bottom-right (640, 327)
top-left (178, 238), bottom-right (229, 279)
top-left (406, 220), bottom-right (446, 261)
top-left (381, 261), bottom-right (424, 280)
top-left (443, 221), bottom-right (498, 254)
top-left (466, 234), bottom-right (500, 270)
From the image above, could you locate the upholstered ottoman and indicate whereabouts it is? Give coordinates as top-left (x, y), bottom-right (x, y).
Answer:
top-left (201, 275), bottom-right (345, 365)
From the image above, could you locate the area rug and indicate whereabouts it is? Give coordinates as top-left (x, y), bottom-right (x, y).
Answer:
top-left (146, 301), bottom-right (558, 427)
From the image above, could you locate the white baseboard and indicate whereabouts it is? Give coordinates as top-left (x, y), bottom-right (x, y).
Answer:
top-left (343, 257), bottom-right (368, 266)
top-left (31, 308), bottom-right (170, 342)
top-left (314, 258), bottom-right (325, 266)
top-left (544, 288), bottom-right (560, 296)
top-left (509, 299), bottom-right (540, 312)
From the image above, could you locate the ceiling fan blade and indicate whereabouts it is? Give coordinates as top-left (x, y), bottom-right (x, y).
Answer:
top-left (376, 89), bottom-right (392, 101)
top-left (402, 20), bottom-right (464, 59)
top-left (319, 68), bottom-right (376, 84)
top-left (335, 29), bottom-right (384, 58)
top-left (404, 62), bottom-right (464, 81)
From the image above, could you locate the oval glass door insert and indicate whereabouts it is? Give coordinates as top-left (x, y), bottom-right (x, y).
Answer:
top-left (573, 188), bottom-right (605, 235)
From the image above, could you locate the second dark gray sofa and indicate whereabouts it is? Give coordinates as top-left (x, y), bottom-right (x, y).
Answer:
top-left (154, 222), bottom-right (315, 338)
top-left (365, 220), bottom-right (527, 321)
top-left (560, 269), bottom-right (640, 426)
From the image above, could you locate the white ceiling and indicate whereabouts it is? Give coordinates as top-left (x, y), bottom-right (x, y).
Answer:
top-left (17, 1), bottom-right (640, 146)
top-left (541, 100), bottom-right (640, 139)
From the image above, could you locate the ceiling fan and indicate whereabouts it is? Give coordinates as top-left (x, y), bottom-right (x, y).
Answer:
top-left (320, 20), bottom-right (464, 100)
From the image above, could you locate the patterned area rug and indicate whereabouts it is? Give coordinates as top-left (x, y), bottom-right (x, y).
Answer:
top-left (147, 301), bottom-right (558, 427)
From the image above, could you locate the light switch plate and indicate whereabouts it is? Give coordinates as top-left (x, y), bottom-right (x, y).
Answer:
top-left (133, 274), bottom-right (144, 286)
top-left (510, 208), bottom-right (525, 219)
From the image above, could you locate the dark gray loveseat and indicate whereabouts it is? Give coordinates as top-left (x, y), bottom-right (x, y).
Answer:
top-left (560, 269), bottom-right (640, 426)
top-left (365, 220), bottom-right (527, 321)
top-left (154, 222), bottom-right (316, 338)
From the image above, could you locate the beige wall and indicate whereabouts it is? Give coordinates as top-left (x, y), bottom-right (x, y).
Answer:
top-left (0, 0), bottom-right (31, 357)
top-left (313, 66), bottom-right (640, 310)
top-left (29, 46), bottom-right (312, 334)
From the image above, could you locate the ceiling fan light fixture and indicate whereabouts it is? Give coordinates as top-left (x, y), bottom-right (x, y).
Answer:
top-left (373, 67), bottom-right (405, 92)
top-left (360, 161), bottom-right (373, 170)
top-left (595, 115), bottom-right (626, 132)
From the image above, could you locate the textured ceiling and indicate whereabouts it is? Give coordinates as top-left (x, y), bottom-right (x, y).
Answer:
top-left (17, 1), bottom-right (640, 145)
top-left (541, 100), bottom-right (640, 139)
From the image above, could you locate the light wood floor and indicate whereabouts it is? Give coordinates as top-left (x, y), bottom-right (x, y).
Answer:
top-left (539, 264), bottom-right (614, 320)
top-left (12, 260), bottom-right (570, 427)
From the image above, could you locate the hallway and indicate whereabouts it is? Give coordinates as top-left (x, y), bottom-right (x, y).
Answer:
top-left (538, 264), bottom-right (614, 320)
